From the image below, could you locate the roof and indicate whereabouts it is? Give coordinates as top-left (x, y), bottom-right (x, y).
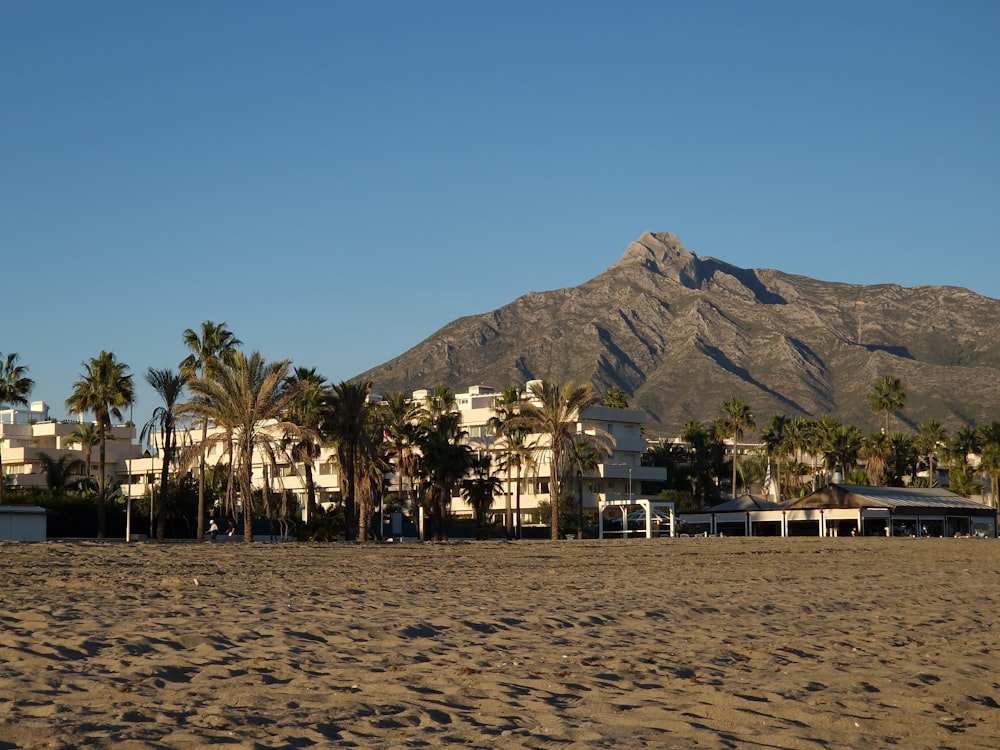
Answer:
top-left (706, 494), bottom-right (789, 513)
top-left (785, 484), bottom-right (996, 513)
top-left (0, 505), bottom-right (48, 515)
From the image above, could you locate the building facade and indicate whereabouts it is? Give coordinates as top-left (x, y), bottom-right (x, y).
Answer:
top-left (0, 401), bottom-right (140, 491)
top-left (122, 382), bottom-right (666, 527)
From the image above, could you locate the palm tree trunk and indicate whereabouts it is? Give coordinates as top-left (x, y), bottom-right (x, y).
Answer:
top-left (344, 447), bottom-right (356, 541)
top-left (196, 418), bottom-right (208, 539)
top-left (97, 426), bottom-right (107, 539)
top-left (732, 431), bottom-right (739, 498)
top-left (241, 439), bottom-right (254, 542)
top-left (304, 462), bottom-right (316, 521)
top-left (515, 470), bottom-right (522, 539)
top-left (550, 452), bottom-right (561, 541)
top-left (156, 428), bottom-right (172, 541)
top-left (505, 461), bottom-right (512, 539)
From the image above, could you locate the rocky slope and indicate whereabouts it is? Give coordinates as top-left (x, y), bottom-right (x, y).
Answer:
top-left (356, 232), bottom-right (1000, 435)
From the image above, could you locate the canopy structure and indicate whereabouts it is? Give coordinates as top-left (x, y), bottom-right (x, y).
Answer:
top-left (598, 498), bottom-right (675, 539)
top-left (679, 485), bottom-right (997, 538)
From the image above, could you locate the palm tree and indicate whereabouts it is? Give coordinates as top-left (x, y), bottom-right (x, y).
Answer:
top-left (512, 381), bottom-right (600, 540)
top-left (64, 422), bottom-right (103, 485)
top-left (37, 453), bottom-right (85, 493)
top-left (888, 432), bottom-right (916, 486)
top-left (976, 421), bottom-right (1000, 508)
top-left (489, 385), bottom-right (524, 538)
top-left (868, 375), bottom-right (907, 435)
top-left (915, 419), bottom-right (947, 488)
top-left (947, 425), bottom-right (981, 471)
top-left (460, 454), bottom-right (503, 539)
top-left (65, 351), bottom-right (135, 538)
top-left (824, 424), bottom-right (862, 480)
top-left (180, 321), bottom-right (242, 539)
top-left (283, 366), bottom-right (327, 521)
top-left (417, 410), bottom-right (473, 541)
top-left (183, 351), bottom-right (293, 542)
top-left (424, 385), bottom-right (457, 419)
top-left (808, 416), bottom-right (841, 489)
top-left (568, 434), bottom-right (612, 539)
top-left (355, 419), bottom-right (391, 541)
top-left (859, 431), bottom-right (890, 486)
top-left (720, 396), bottom-right (755, 497)
top-left (978, 443), bottom-right (1000, 509)
top-left (602, 386), bottom-right (629, 409)
top-left (759, 414), bottom-right (789, 500)
top-left (323, 380), bottom-right (376, 541)
top-left (680, 419), bottom-right (717, 506)
top-left (379, 390), bottom-right (427, 522)
top-left (499, 428), bottom-right (534, 539)
top-left (141, 368), bottom-right (189, 541)
top-left (0, 352), bottom-right (35, 504)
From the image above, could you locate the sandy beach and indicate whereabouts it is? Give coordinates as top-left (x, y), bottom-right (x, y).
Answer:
top-left (1, 537), bottom-right (998, 749)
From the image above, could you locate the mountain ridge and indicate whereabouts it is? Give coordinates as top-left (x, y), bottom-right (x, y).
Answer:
top-left (357, 232), bottom-right (1000, 435)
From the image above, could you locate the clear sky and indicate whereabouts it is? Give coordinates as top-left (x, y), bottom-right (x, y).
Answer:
top-left (2, 1), bottom-right (997, 422)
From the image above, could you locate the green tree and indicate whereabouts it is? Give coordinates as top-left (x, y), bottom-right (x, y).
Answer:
top-left (568, 434), bottom-right (612, 538)
top-left (183, 351), bottom-right (294, 542)
top-left (915, 419), bottom-right (947, 488)
top-left (720, 396), bottom-right (755, 496)
top-left (497, 428), bottom-right (534, 539)
top-left (417, 410), bottom-right (473, 541)
top-left (824, 424), bottom-right (862, 480)
top-left (65, 351), bottom-right (135, 538)
top-left (141, 367), bottom-right (189, 541)
top-left (976, 421), bottom-right (1000, 508)
top-left (868, 375), bottom-right (907, 435)
top-left (489, 385), bottom-right (525, 538)
top-left (859, 431), bottom-right (890, 486)
top-left (355, 419), bottom-right (391, 541)
top-left (64, 422), bottom-right (103, 483)
top-left (888, 432), bottom-right (917, 486)
top-left (511, 381), bottom-right (600, 540)
top-left (0, 352), bottom-right (35, 504)
top-left (180, 321), bottom-right (242, 539)
top-left (283, 366), bottom-right (327, 521)
top-left (37, 453), bottom-right (84, 493)
top-left (948, 465), bottom-right (978, 498)
top-left (947, 425), bottom-right (981, 471)
top-left (808, 416), bottom-right (841, 490)
top-left (460, 454), bottom-right (503, 539)
top-left (378, 390), bottom-right (427, 522)
top-left (323, 380), bottom-right (376, 541)
top-left (602, 386), bottom-right (629, 409)
top-left (759, 414), bottom-right (789, 499)
top-left (680, 419), bottom-right (722, 507)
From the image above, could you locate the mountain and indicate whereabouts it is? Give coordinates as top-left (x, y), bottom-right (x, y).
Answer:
top-left (356, 232), bottom-right (1000, 436)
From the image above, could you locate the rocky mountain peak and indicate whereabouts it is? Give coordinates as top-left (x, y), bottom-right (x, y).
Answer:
top-left (358, 232), bottom-right (1000, 433)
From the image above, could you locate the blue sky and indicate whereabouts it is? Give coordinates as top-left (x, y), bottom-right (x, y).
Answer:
top-left (2, 1), bottom-right (997, 421)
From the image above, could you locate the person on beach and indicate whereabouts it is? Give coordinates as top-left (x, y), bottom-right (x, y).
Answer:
top-left (226, 519), bottom-right (236, 536)
top-left (208, 518), bottom-right (219, 541)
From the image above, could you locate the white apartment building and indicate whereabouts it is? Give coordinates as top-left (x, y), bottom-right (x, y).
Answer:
top-left (121, 382), bottom-right (666, 526)
top-left (447, 382), bottom-right (667, 524)
top-left (121, 423), bottom-right (344, 517)
top-left (0, 401), bottom-right (140, 490)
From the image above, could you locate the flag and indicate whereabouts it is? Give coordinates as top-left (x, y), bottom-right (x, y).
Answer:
top-left (763, 463), bottom-right (771, 495)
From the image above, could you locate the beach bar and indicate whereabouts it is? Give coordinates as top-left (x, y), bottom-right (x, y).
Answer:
top-left (679, 485), bottom-right (997, 538)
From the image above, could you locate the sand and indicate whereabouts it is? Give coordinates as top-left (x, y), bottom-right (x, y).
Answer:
top-left (1, 537), bottom-right (998, 749)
